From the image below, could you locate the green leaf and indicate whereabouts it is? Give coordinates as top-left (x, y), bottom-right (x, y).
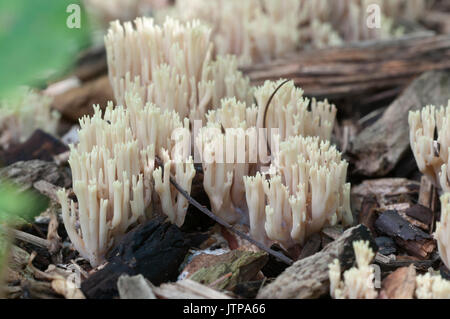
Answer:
top-left (0, 181), bottom-right (48, 225)
top-left (0, 0), bottom-right (91, 95)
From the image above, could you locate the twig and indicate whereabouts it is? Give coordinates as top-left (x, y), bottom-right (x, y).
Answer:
top-left (0, 225), bottom-right (51, 249)
top-left (155, 157), bottom-right (293, 266)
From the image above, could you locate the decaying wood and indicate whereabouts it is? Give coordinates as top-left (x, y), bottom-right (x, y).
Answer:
top-left (375, 252), bottom-right (440, 272)
top-left (0, 160), bottom-right (71, 191)
top-left (404, 204), bottom-right (434, 232)
top-left (188, 250), bottom-right (268, 291)
top-left (375, 237), bottom-right (397, 255)
top-left (418, 176), bottom-right (436, 210)
top-left (243, 34), bottom-right (450, 99)
top-left (33, 180), bottom-right (61, 203)
top-left (51, 75), bottom-right (114, 122)
top-left (351, 178), bottom-right (420, 214)
top-left (374, 211), bottom-right (435, 259)
top-left (298, 233), bottom-right (322, 260)
top-left (380, 265), bottom-right (416, 299)
top-left (256, 224), bottom-right (376, 299)
top-left (349, 70), bottom-right (450, 176)
top-left (358, 195), bottom-right (379, 234)
top-left (153, 279), bottom-right (231, 299)
top-left (80, 218), bottom-right (206, 299)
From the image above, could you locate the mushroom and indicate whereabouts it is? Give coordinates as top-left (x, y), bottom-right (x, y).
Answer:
top-left (328, 240), bottom-right (378, 299)
top-left (436, 193), bottom-right (450, 271)
top-left (153, 150), bottom-right (195, 227)
top-left (415, 272), bottom-right (450, 299)
top-left (408, 101), bottom-right (450, 190)
top-left (57, 95), bottom-right (195, 266)
top-left (244, 135), bottom-right (352, 249)
top-left (163, 0), bottom-right (300, 65)
top-left (57, 141), bottom-right (154, 267)
top-left (105, 17), bottom-right (253, 122)
top-left (254, 79), bottom-right (337, 143)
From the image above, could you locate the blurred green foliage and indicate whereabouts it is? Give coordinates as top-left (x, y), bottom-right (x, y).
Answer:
top-left (0, 0), bottom-right (91, 96)
top-left (0, 181), bottom-right (49, 225)
top-left (0, 0), bottom-right (92, 291)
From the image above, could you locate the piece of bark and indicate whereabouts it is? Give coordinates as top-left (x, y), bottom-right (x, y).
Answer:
top-left (188, 250), bottom-right (268, 291)
top-left (421, 11), bottom-right (450, 35)
top-left (117, 274), bottom-right (156, 299)
top-left (260, 245), bottom-right (290, 278)
top-left (80, 218), bottom-right (207, 299)
top-left (52, 75), bottom-right (114, 122)
top-left (243, 34), bottom-right (450, 99)
top-left (418, 176), bottom-right (435, 208)
top-left (320, 226), bottom-right (343, 241)
top-left (440, 265), bottom-right (450, 280)
top-left (349, 70), bottom-right (450, 177)
top-left (257, 224), bottom-right (376, 299)
top-left (33, 180), bottom-right (61, 203)
top-left (153, 279), bottom-right (231, 299)
top-left (375, 210), bottom-right (435, 259)
top-left (397, 208), bottom-right (430, 232)
top-left (0, 130), bottom-right (69, 166)
top-left (375, 210), bottom-right (431, 241)
top-left (375, 252), bottom-right (440, 272)
top-left (375, 237), bottom-right (397, 255)
top-left (233, 280), bottom-right (265, 299)
top-left (0, 160), bottom-right (71, 191)
top-left (405, 204), bottom-right (433, 229)
top-left (298, 233), bottom-right (322, 260)
top-left (351, 178), bottom-right (420, 214)
top-left (380, 265), bottom-right (416, 299)
top-left (358, 195), bottom-right (379, 234)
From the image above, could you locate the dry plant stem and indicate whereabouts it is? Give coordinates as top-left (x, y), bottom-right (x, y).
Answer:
top-left (0, 225), bottom-right (50, 250)
top-left (155, 157), bottom-right (293, 266)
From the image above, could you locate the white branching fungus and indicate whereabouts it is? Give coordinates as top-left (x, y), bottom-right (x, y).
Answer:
top-left (415, 273), bottom-right (450, 299)
top-left (244, 135), bottom-right (352, 248)
top-left (254, 80), bottom-right (337, 142)
top-left (195, 124), bottom-right (255, 224)
top-left (0, 88), bottom-right (60, 148)
top-left (57, 94), bottom-right (195, 266)
top-left (206, 97), bottom-right (258, 130)
top-left (105, 17), bottom-right (253, 122)
top-left (153, 151), bottom-right (195, 227)
top-left (298, 0), bottom-right (424, 43)
top-left (408, 101), bottom-right (450, 189)
top-left (329, 240), bottom-right (378, 299)
top-left (157, 0), bottom-right (427, 64)
top-left (57, 108), bottom-right (155, 267)
top-left (167, 0), bottom-right (300, 66)
top-left (436, 194), bottom-right (450, 270)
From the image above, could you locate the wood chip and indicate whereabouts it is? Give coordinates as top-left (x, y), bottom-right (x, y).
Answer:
top-left (153, 279), bottom-right (231, 299)
top-left (257, 225), bottom-right (376, 299)
top-left (117, 274), bottom-right (156, 299)
top-left (349, 70), bottom-right (450, 176)
top-left (380, 265), bottom-right (416, 299)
